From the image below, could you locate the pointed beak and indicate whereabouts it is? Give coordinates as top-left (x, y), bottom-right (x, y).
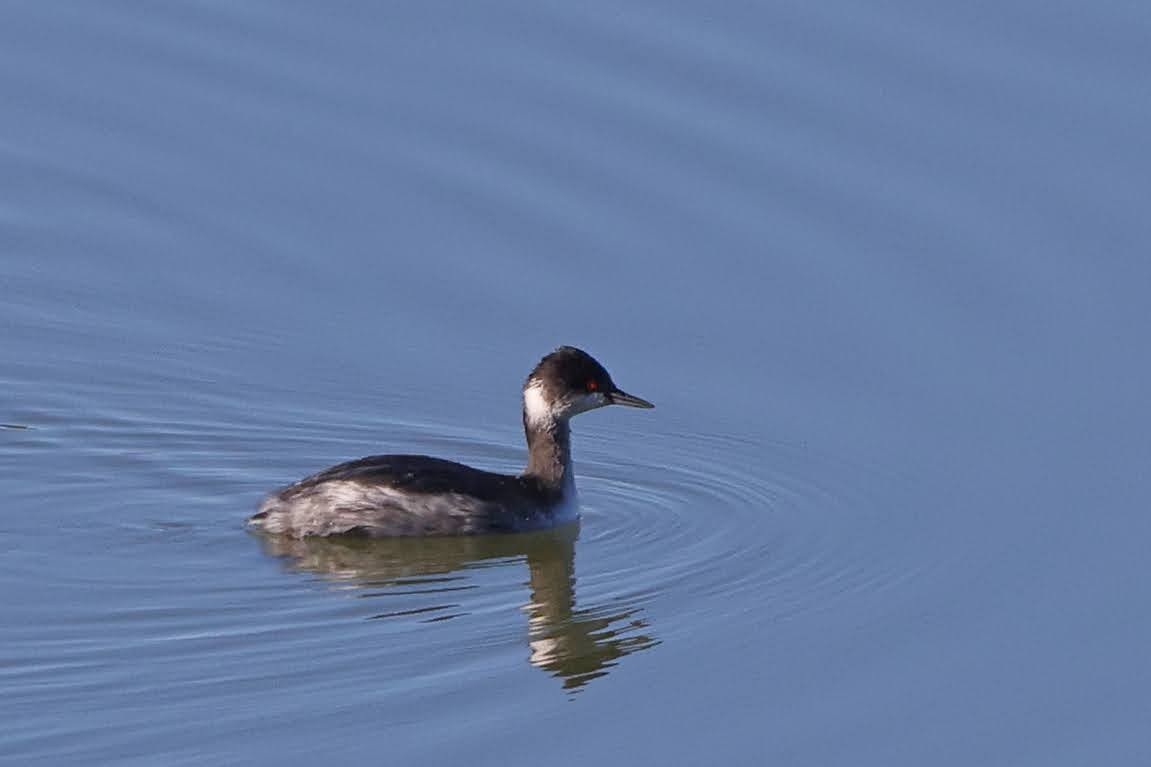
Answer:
top-left (608, 389), bottom-right (655, 409)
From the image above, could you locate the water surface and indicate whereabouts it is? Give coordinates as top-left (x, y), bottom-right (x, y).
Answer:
top-left (2, 1), bottom-right (1150, 764)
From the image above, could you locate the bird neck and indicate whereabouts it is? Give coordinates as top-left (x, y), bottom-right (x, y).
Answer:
top-left (523, 413), bottom-right (574, 490)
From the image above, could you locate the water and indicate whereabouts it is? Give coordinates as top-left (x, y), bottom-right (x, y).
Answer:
top-left (2, 1), bottom-right (1149, 764)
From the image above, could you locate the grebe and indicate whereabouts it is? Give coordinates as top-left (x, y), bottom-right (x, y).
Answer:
top-left (250, 346), bottom-right (653, 537)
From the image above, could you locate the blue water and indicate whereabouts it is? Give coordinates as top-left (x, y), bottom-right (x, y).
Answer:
top-left (3, 1), bottom-right (1150, 764)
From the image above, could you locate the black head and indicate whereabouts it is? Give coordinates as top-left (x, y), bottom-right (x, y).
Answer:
top-left (523, 346), bottom-right (654, 425)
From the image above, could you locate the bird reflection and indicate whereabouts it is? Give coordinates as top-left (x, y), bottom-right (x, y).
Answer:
top-left (256, 525), bottom-right (658, 691)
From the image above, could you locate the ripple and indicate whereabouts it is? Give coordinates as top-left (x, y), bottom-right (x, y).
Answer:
top-left (574, 428), bottom-right (923, 635)
top-left (2, 380), bottom-right (923, 707)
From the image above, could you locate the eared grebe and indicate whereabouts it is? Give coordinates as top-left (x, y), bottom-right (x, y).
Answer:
top-left (250, 346), bottom-right (654, 537)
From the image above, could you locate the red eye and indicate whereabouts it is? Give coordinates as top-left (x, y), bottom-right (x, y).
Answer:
top-left (586, 379), bottom-right (598, 392)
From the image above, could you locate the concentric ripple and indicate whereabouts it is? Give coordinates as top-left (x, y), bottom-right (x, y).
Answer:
top-left (237, 413), bottom-right (929, 680)
top-left (572, 426), bottom-right (927, 637)
top-left (1, 385), bottom-right (931, 762)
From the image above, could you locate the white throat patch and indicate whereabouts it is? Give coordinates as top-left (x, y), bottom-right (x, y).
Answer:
top-left (523, 381), bottom-right (553, 427)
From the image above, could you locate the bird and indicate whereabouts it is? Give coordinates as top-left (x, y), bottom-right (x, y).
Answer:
top-left (249, 346), bottom-right (653, 537)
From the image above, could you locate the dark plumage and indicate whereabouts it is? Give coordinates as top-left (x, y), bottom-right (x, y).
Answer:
top-left (525, 346), bottom-right (615, 404)
top-left (250, 346), bottom-right (653, 538)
